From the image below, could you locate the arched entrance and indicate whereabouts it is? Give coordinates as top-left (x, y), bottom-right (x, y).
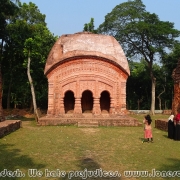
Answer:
top-left (100, 91), bottom-right (110, 113)
top-left (64, 91), bottom-right (75, 113)
top-left (81, 90), bottom-right (93, 113)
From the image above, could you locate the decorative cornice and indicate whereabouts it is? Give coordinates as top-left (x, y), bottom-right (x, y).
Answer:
top-left (44, 55), bottom-right (130, 78)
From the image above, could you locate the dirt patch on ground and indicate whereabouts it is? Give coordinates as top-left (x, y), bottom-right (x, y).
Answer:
top-left (3, 108), bottom-right (47, 118)
top-left (3, 109), bottom-right (34, 118)
top-left (80, 128), bottom-right (100, 134)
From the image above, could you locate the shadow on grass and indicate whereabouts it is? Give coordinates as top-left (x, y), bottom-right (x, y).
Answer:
top-left (139, 137), bottom-right (151, 143)
top-left (61, 157), bottom-right (121, 180)
top-left (0, 143), bottom-right (45, 179)
top-left (163, 134), bottom-right (169, 139)
top-left (157, 158), bottom-right (180, 179)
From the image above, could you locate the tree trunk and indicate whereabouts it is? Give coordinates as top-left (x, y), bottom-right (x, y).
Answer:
top-left (29, 99), bottom-right (33, 113)
top-left (150, 76), bottom-right (156, 115)
top-left (147, 60), bottom-right (156, 115)
top-left (7, 76), bottom-right (12, 109)
top-left (0, 39), bottom-right (4, 122)
top-left (0, 65), bottom-right (4, 122)
top-left (157, 86), bottom-right (165, 110)
top-left (27, 50), bottom-right (39, 122)
top-left (158, 98), bottom-right (162, 110)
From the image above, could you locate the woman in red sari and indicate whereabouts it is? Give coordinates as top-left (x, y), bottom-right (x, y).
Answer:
top-left (142, 115), bottom-right (153, 143)
top-left (174, 108), bottom-right (180, 140)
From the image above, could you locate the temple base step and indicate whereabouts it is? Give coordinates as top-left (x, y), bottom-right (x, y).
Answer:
top-left (38, 115), bottom-right (141, 127)
top-left (78, 121), bottom-right (99, 128)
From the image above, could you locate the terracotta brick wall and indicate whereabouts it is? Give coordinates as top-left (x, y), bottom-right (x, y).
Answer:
top-left (155, 119), bottom-right (168, 131)
top-left (0, 120), bottom-right (21, 138)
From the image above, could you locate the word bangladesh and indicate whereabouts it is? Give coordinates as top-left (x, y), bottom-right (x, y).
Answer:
top-left (0, 169), bottom-right (25, 178)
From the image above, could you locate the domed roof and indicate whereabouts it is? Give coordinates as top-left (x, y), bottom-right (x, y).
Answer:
top-left (44, 32), bottom-right (130, 76)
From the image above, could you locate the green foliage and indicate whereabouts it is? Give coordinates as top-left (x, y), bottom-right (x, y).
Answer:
top-left (127, 60), bottom-right (151, 109)
top-left (127, 60), bottom-right (173, 110)
top-left (160, 43), bottom-right (180, 109)
top-left (0, 0), bottom-right (19, 40)
top-left (98, 0), bottom-right (180, 113)
top-left (2, 2), bottom-right (57, 109)
top-left (162, 43), bottom-right (180, 72)
top-left (98, 0), bottom-right (180, 60)
top-left (83, 18), bottom-right (97, 33)
top-left (17, 2), bottom-right (46, 25)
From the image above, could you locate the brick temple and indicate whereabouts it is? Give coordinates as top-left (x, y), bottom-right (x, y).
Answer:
top-left (39, 32), bottom-right (139, 126)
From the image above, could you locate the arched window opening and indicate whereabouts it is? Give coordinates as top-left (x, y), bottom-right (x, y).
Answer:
top-left (64, 91), bottom-right (75, 113)
top-left (81, 90), bottom-right (93, 113)
top-left (100, 91), bottom-right (110, 113)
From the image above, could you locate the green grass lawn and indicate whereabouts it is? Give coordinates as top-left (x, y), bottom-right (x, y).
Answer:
top-left (0, 114), bottom-right (180, 180)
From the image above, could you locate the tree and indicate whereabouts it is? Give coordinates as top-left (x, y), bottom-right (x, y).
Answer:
top-left (2, 2), bottom-right (56, 112)
top-left (0, 0), bottom-right (19, 121)
top-left (161, 43), bottom-right (180, 109)
top-left (127, 60), bottom-right (171, 110)
top-left (83, 18), bottom-right (97, 33)
top-left (24, 38), bottom-right (38, 121)
top-left (127, 59), bottom-right (151, 110)
top-left (23, 24), bottom-right (57, 120)
top-left (98, 0), bottom-right (180, 114)
top-left (157, 85), bottom-right (165, 110)
top-left (162, 43), bottom-right (180, 75)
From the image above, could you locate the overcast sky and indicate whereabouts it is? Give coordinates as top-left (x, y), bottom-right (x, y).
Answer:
top-left (20, 0), bottom-right (180, 37)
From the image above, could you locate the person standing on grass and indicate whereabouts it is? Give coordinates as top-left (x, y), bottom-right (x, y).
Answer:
top-left (142, 114), bottom-right (153, 143)
top-left (168, 112), bottom-right (175, 139)
top-left (173, 108), bottom-right (180, 141)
